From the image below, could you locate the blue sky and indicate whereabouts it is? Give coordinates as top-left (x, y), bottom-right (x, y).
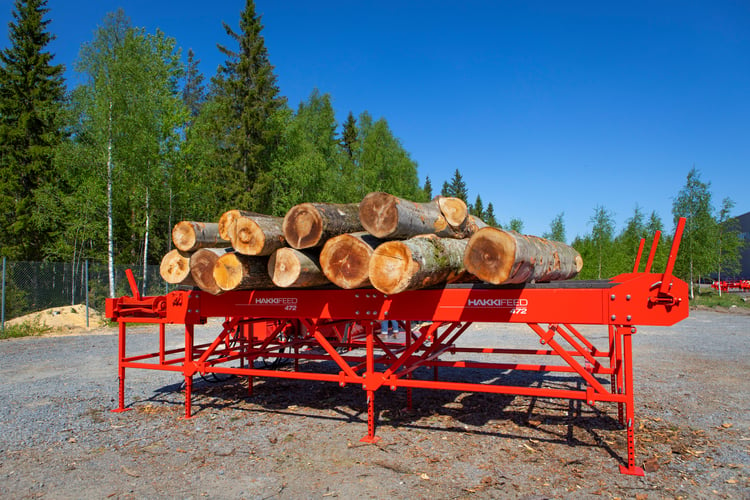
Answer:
top-left (1, 0), bottom-right (748, 240)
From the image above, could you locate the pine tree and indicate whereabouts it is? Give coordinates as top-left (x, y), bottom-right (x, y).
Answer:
top-left (485, 202), bottom-right (498, 227)
top-left (0, 0), bottom-right (65, 260)
top-left (212, 0), bottom-right (286, 208)
top-left (471, 194), bottom-right (484, 219)
top-left (183, 48), bottom-right (206, 118)
top-left (442, 169), bottom-right (468, 202)
top-left (339, 111), bottom-right (358, 161)
top-left (423, 176), bottom-right (433, 200)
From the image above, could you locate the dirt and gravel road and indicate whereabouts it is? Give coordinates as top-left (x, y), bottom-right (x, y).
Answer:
top-left (1, 309), bottom-right (748, 499)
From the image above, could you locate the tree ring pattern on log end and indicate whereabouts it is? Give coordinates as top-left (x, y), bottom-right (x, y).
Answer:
top-left (464, 227), bottom-right (515, 285)
top-left (284, 203), bottom-right (323, 249)
top-left (235, 218), bottom-right (265, 255)
top-left (160, 249), bottom-right (192, 284)
top-left (218, 210), bottom-right (240, 241)
top-left (190, 249), bottom-right (223, 295)
top-left (370, 241), bottom-right (416, 295)
top-left (213, 253), bottom-right (242, 290)
top-left (269, 248), bottom-right (301, 288)
top-left (172, 221), bottom-right (198, 252)
top-left (359, 192), bottom-right (398, 238)
top-left (320, 236), bottom-right (371, 289)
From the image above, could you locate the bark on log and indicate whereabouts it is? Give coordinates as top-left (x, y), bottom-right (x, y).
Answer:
top-left (283, 202), bottom-right (363, 249)
top-left (359, 192), bottom-right (479, 239)
top-left (231, 212), bottom-right (286, 256)
top-left (464, 228), bottom-right (583, 285)
top-left (189, 248), bottom-right (227, 295)
top-left (159, 249), bottom-right (196, 286)
top-left (172, 221), bottom-right (231, 252)
top-left (369, 235), bottom-right (470, 294)
top-left (319, 231), bottom-right (385, 289)
top-left (268, 248), bottom-right (330, 288)
top-left (213, 253), bottom-right (274, 291)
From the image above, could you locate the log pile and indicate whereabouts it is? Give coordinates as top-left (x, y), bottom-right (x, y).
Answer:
top-left (159, 193), bottom-right (583, 295)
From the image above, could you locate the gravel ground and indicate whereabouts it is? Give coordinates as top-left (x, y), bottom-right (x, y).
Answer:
top-left (0, 309), bottom-right (748, 499)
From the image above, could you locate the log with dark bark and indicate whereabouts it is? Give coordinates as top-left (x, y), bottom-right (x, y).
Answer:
top-left (231, 212), bottom-right (286, 256)
top-left (159, 249), bottom-right (196, 286)
top-left (464, 228), bottom-right (583, 285)
top-left (319, 231), bottom-right (384, 289)
top-left (359, 192), bottom-right (480, 239)
top-left (172, 221), bottom-right (231, 252)
top-left (213, 253), bottom-right (274, 291)
top-left (189, 248), bottom-right (227, 295)
top-left (268, 248), bottom-right (330, 288)
top-left (283, 202), bottom-right (363, 249)
top-left (369, 235), bottom-right (470, 294)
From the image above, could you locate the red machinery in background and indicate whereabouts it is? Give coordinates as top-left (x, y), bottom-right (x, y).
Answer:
top-left (107, 219), bottom-right (689, 476)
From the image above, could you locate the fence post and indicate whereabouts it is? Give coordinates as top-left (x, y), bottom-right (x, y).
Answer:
top-left (85, 259), bottom-right (90, 329)
top-left (1, 257), bottom-right (5, 333)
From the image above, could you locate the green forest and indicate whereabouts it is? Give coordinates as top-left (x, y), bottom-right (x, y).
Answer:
top-left (0, 0), bottom-right (743, 295)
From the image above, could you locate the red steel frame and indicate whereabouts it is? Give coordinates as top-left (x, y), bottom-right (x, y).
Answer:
top-left (107, 219), bottom-right (688, 476)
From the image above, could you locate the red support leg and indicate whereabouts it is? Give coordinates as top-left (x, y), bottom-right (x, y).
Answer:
top-left (618, 329), bottom-right (644, 476)
top-left (360, 390), bottom-right (380, 444)
top-left (183, 324), bottom-right (194, 419)
top-left (112, 321), bottom-right (130, 413)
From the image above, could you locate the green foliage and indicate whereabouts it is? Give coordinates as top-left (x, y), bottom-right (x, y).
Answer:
top-left (690, 287), bottom-right (750, 310)
top-left (543, 212), bottom-right (566, 243)
top-left (672, 168), bottom-right (719, 296)
top-left (484, 203), bottom-right (499, 227)
top-left (471, 194), bottom-right (484, 220)
top-left (183, 48), bottom-right (206, 118)
top-left (423, 176), bottom-right (433, 200)
top-left (1, 317), bottom-right (51, 339)
top-left (716, 198), bottom-right (743, 281)
top-left (508, 218), bottom-right (524, 233)
top-left (441, 169), bottom-right (469, 202)
top-left (0, 0), bottom-right (65, 260)
top-left (212, 0), bottom-right (287, 204)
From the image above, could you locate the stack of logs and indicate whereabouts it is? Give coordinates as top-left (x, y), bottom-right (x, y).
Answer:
top-left (160, 192), bottom-right (583, 295)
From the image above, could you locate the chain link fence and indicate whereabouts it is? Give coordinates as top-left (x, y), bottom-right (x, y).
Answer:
top-left (1, 258), bottom-right (170, 329)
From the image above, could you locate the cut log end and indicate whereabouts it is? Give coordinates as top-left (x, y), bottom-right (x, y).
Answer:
top-left (159, 249), bottom-right (195, 286)
top-left (358, 192), bottom-right (399, 238)
top-left (369, 241), bottom-right (416, 295)
top-left (464, 227), bottom-right (516, 285)
top-left (172, 221), bottom-right (197, 252)
top-left (190, 249), bottom-right (224, 295)
top-left (436, 197), bottom-right (468, 228)
top-left (268, 248), bottom-right (302, 288)
top-left (213, 253), bottom-right (243, 291)
top-left (320, 233), bottom-right (375, 289)
top-left (218, 210), bottom-right (241, 241)
top-left (283, 203), bottom-right (323, 249)
top-left (234, 217), bottom-right (266, 255)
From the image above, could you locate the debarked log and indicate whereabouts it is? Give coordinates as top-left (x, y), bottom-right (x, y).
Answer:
top-left (268, 248), bottom-right (330, 288)
top-left (319, 231), bottom-right (385, 289)
top-left (283, 202), bottom-right (363, 249)
top-left (369, 235), bottom-right (471, 294)
top-left (213, 253), bottom-right (275, 291)
top-left (172, 221), bottom-right (231, 252)
top-left (464, 228), bottom-right (583, 285)
top-left (359, 192), bottom-right (479, 239)
top-left (159, 249), bottom-right (196, 286)
top-left (231, 212), bottom-right (286, 256)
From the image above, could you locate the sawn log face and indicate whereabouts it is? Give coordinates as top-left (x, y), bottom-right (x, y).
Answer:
top-left (283, 202), bottom-right (362, 249)
top-left (319, 231), bottom-right (384, 289)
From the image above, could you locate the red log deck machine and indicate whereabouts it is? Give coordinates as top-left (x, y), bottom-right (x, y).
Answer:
top-left (107, 219), bottom-right (689, 476)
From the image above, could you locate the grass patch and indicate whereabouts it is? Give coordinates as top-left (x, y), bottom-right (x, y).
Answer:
top-left (1, 317), bottom-right (52, 339)
top-left (690, 288), bottom-right (750, 310)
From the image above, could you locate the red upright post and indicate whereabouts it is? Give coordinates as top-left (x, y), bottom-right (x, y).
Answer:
top-left (112, 321), bottom-right (130, 413)
top-left (360, 322), bottom-right (381, 444)
top-left (184, 323), bottom-right (194, 419)
top-left (618, 327), bottom-right (644, 476)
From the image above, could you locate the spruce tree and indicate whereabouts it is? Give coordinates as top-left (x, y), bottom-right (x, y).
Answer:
top-left (339, 111), bottom-right (358, 161)
top-left (212, 0), bottom-right (286, 207)
top-left (0, 0), bottom-right (64, 260)
top-left (183, 48), bottom-right (206, 118)
top-left (423, 176), bottom-right (433, 200)
top-left (442, 169), bottom-right (468, 202)
top-left (471, 194), bottom-right (484, 219)
top-left (485, 202), bottom-right (498, 227)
